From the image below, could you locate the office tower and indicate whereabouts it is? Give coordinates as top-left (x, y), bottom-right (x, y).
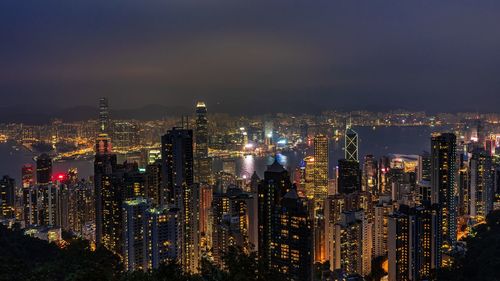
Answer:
top-left (65, 179), bottom-right (95, 238)
top-left (161, 127), bottom-right (200, 273)
top-left (431, 133), bottom-right (457, 263)
top-left (22, 164), bottom-right (34, 188)
top-left (457, 153), bottom-right (470, 217)
top-left (36, 153), bottom-right (52, 185)
top-left (313, 134), bottom-right (329, 206)
top-left (250, 171), bottom-right (260, 193)
top-left (388, 204), bottom-right (436, 281)
top-left (100, 166), bottom-right (125, 254)
top-left (0, 175), bottom-right (15, 219)
top-left (345, 124), bottom-right (359, 162)
top-left (303, 156), bottom-right (315, 199)
top-left (388, 208), bottom-right (410, 281)
top-left (99, 97), bottom-right (110, 133)
top-left (258, 159), bottom-right (292, 267)
top-left (195, 102), bottom-right (212, 184)
top-left (145, 160), bottom-right (162, 206)
top-left (123, 164), bottom-right (146, 200)
top-left (94, 133), bottom-right (117, 246)
top-left (373, 199), bottom-right (394, 258)
top-left (417, 151), bottom-right (431, 183)
top-left (37, 183), bottom-right (60, 226)
top-left (145, 206), bottom-right (181, 269)
top-left (123, 198), bottom-right (149, 271)
top-left (470, 148), bottom-right (494, 220)
top-left (271, 188), bottom-right (313, 281)
top-left (338, 159), bottom-right (361, 194)
top-left (161, 127), bottom-right (194, 205)
top-left (199, 183), bottom-right (213, 248)
top-left (212, 185), bottom-right (254, 266)
top-left (363, 155), bottom-right (378, 195)
top-left (331, 211), bottom-right (366, 276)
top-left (181, 182), bottom-right (200, 273)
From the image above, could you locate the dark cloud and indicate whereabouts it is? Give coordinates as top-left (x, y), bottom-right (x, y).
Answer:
top-left (1, 0), bottom-right (500, 114)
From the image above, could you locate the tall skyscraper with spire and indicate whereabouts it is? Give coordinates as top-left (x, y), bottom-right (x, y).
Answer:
top-left (194, 101), bottom-right (212, 184)
top-left (345, 121), bottom-right (359, 162)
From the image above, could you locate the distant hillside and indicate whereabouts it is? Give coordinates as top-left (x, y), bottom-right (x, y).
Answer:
top-left (0, 105), bottom-right (191, 124)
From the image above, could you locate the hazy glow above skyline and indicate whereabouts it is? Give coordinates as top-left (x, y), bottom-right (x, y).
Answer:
top-left (1, 0), bottom-right (500, 114)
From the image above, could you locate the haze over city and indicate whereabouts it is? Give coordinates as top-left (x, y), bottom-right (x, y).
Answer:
top-left (2, 0), bottom-right (500, 114)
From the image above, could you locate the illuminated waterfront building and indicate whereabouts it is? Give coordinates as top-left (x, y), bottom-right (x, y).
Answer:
top-left (271, 188), bottom-right (313, 281)
top-left (313, 134), bottom-right (329, 206)
top-left (431, 133), bottom-right (457, 265)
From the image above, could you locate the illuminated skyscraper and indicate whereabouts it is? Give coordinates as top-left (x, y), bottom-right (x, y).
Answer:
top-left (345, 124), bottom-right (359, 162)
top-left (258, 159), bottom-right (292, 267)
top-left (22, 164), bottom-right (34, 188)
top-left (145, 160), bottom-right (162, 206)
top-left (123, 198), bottom-right (149, 271)
top-left (99, 97), bottom-right (110, 133)
top-left (469, 148), bottom-right (494, 220)
top-left (161, 127), bottom-right (199, 273)
top-left (388, 204), bottom-right (436, 281)
top-left (195, 102), bottom-right (212, 184)
top-left (431, 133), bottom-right (457, 266)
top-left (212, 185), bottom-right (255, 266)
top-left (313, 134), bottom-right (329, 206)
top-left (36, 153), bottom-right (52, 185)
top-left (145, 206), bottom-right (181, 269)
top-left (362, 155), bottom-right (378, 195)
top-left (161, 128), bottom-right (194, 205)
top-left (0, 175), bottom-right (15, 219)
top-left (271, 188), bottom-right (314, 281)
top-left (331, 211), bottom-right (364, 275)
top-left (94, 133), bottom-right (117, 247)
top-left (338, 159), bottom-right (361, 194)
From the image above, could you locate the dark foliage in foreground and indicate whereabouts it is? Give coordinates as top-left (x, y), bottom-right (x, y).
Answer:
top-left (0, 226), bottom-right (285, 281)
top-left (437, 210), bottom-right (500, 281)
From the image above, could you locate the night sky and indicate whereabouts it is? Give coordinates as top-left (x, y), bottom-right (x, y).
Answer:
top-left (1, 0), bottom-right (500, 114)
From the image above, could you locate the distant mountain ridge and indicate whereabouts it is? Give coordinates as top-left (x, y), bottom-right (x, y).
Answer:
top-left (0, 104), bottom-right (191, 124)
